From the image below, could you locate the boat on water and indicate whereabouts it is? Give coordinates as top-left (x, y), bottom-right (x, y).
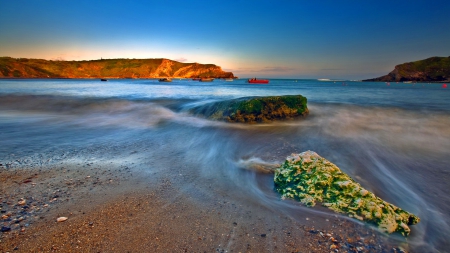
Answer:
top-left (403, 81), bottom-right (413, 83)
top-left (225, 78), bottom-right (234, 82)
top-left (159, 78), bottom-right (172, 82)
top-left (100, 79), bottom-right (108, 81)
top-left (192, 78), bottom-right (201, 81)
top-left (247, 78), bottom-right (269, 84)
top-left (199, 78), bottom-right (214, 82)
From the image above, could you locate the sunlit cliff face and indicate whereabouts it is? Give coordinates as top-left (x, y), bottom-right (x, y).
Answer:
top-left (0, 57), bottom-right (234, 78)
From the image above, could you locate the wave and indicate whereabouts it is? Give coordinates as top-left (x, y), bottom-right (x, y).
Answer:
top-left (2, 94), bottom-right (450, 251)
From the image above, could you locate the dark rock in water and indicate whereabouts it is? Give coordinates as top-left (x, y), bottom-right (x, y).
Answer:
top-left (191, 95), bottom-right (308, 123)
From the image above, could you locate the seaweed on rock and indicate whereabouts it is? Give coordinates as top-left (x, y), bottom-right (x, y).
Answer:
top-left (274, 151), bottom-right (420, 236)
top-left (191, 95), bottom-right (308, 123)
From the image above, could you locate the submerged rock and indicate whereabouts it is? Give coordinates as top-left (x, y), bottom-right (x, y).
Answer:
top-left (191, 95), bottom-right (308, 123)
top-left (274, 151), bottom-right (420, 236)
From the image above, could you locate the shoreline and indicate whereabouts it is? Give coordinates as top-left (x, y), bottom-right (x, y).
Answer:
top-left (1, 164), bottom-right (412, 252)
top-left (0, 77), bottom-right (447, 83)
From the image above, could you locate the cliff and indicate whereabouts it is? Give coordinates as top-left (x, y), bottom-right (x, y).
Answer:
top-left (363, 56), bottom-right (450, 82)
top-left (0, 57), bottom-right (234, 79)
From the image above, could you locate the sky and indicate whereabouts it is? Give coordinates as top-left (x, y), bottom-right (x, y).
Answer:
top-left (1, 0), bottom-right (449, 79)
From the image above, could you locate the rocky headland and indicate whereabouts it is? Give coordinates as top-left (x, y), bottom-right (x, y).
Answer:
top-left (363, 56), bottom-right (450, 82)
top-left (0, 57), bottom-right (234, 79)
top-left (191, 95), bottom-right (309, 123)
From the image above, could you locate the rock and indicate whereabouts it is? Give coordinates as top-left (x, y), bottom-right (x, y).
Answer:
top-left (57, 217), bottom-right (68, 222)
top-left (1, 226), bottom-right (11, 232)
top-left (191, 95), bottom-right (309, 123)
top-left (17, 199), bottom-right (26, 205)
top-left (274, 151), bottom-right (420, 236)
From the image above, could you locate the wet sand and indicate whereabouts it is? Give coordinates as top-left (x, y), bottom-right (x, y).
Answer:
top-left (1, 162), bottom-right (411, 253)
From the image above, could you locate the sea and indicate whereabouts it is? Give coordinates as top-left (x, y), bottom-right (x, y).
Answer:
top-left (1, 78), bottom-right (449, 251)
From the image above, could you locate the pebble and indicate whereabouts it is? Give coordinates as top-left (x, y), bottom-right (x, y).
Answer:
top-left (57, 217), bottom-right (68, 222)
top-left (18, 199), bottom-right (26, 205)
top-left (1, 226), bottom-right (11, 232)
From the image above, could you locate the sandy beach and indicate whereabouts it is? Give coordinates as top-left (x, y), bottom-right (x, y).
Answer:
top-left (1, 162), bottom-right (409, 253)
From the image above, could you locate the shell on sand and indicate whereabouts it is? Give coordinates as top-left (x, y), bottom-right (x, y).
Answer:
top-left (57, 217), bottom-right (68, 222)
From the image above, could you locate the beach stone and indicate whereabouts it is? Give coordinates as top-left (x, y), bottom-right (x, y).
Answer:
top-left (274, 151), bottom-right (420, 236)
top-left (1, 226), bottom-right (11, 232)
top-left (191, 95), bottom-right (308, 123)
top-left (56, 217), bottom-right (68, 222)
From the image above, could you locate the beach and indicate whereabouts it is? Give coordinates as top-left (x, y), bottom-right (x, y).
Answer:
top-left (1, 79), bottom-right (450, 252)
top-left (1, 163), bottom-right (405, 253)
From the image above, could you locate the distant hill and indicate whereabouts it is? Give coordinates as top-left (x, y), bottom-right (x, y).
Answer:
top-left (363, 56), bottom-right (450, 82)
top-left (0, 57), bottom-right (234, 79)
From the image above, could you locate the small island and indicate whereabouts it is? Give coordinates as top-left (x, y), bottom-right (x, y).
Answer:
top-left (363, 56), bottom-right (450, 82)
top-left (0, 57), bottom-right (234, 79)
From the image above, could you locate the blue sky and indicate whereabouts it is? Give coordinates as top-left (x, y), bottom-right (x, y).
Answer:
top-left (1, 0), bottom-right (449, 79)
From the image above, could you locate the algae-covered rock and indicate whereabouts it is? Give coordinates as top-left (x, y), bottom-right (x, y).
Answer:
top-left (274, 151), bottom-right (420, 236)
top-left (191, 95), bottom-right (308, 123)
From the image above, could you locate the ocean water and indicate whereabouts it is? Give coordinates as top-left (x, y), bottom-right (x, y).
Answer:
top-left (1, 78), bottom-right (449, 251)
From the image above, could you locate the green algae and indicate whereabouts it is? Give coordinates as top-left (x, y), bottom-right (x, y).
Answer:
top-left (274, 151), bottom-right (420, 236)
top-left (191, 95), bottom-right (308, 123)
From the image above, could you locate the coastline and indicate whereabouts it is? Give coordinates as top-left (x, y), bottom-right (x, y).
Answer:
top-left (1, 163), bottom-right (410, 252)
top-left (0, 77), bottom-right (446, 83)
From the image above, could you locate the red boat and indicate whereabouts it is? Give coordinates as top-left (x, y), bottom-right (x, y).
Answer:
top-left (247, 78), bottom-right (269, 84)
